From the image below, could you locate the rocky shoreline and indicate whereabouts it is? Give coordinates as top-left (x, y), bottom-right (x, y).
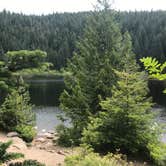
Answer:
top-left (0, 131), bottom-right (72, 166)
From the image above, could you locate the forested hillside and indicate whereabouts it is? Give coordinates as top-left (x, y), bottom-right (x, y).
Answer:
top-left (0, 10), bottom-right (166, 69)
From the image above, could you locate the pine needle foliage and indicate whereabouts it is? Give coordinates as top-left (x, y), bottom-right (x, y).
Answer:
top-left (59, 0), bottom-right (136, 145)
top-left (0, 141), bottom-right (24, 164)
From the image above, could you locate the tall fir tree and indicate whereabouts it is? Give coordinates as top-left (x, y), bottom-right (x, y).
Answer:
top-left (59, 0), bottom-right (136, 144)
top-left (82, 69), bottom-right (166, 165)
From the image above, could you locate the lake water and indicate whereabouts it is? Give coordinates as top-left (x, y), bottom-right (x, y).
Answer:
top-left (26, 77), bottom-right (65, 133)
top-left (26, 77), bottom-right (166, 142)
top-left (153, 107), bottom-right (166, 143)
top-left (26, 77), bottom-right (65, 106)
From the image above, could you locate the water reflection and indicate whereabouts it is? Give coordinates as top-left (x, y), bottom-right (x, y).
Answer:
top-left (152, 107), bottom-right (166, 143)
top-left (26, 77), bottom-right (166, 138)
top-left (33, 107), bottom-right (68, 133)
top-left (26, 77), bottom-right (66, 132)
top-left (27, 78), bottom-right (65, 106)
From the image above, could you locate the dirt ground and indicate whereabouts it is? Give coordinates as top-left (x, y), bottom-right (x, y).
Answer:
top-left (0, 132), bottom-right (72, 166)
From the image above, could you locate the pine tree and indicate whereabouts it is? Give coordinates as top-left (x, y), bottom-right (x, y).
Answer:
top-left (0, 87), bottom-right (35, 131)
top-left (0, 141), bottom-right (24, 164)
top-left (82, 63), bottom-right (166, 165)
top-left (59, 0), bottom-right (136, 145)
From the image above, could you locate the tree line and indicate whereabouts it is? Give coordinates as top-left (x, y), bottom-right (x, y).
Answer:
top-left (0, 10), bottom-right (166, 69)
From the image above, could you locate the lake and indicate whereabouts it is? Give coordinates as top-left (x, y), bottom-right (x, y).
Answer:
top-left (26, 77), bottom-right (166, 142)
top-left (26, 76), bottom-right (65, 133)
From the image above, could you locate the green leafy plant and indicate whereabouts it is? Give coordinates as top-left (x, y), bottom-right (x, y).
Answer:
top-left (56, 124), bottom-right (80, 147)
top-left (64, 146), bottom-right (133, 166)
top-left (0, 88), bottom-right (35, 132)
top-left (140, 57), bottom-right (166, 80)
top-left (6, 50), bottom-right (47, 71)
top-left (15, 125), bottom-right (36, 142)
top-left (0, 141), bottom-right (24, 164)
top-left (82, 70), bottom-right (166, 165)
top-left (9, 160), bottom-right (45, 166)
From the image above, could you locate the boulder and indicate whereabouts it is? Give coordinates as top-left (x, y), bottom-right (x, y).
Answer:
top-left (48, 130), bottom-right (54, 134)
top-left (35, 137), bottom-right (46, 143)
top-left (7, 132), bottom-right (19, 137)
top-left (44, 133), bottom-right (54, 139)
top-left (54, 132), bottom-right (59, 136)
top-left (8, 137), bottom-right (27, 151)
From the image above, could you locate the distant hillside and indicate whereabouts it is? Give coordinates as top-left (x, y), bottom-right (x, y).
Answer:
top-left (0, 10), bottom-right (166, 69)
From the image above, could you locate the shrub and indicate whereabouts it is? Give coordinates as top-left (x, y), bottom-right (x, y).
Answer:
top-left (15, 124), bottom-right (36, 142)
top-left (56, 124), bottom-right (80, 147)
top-left (147, 142), bottom-right (166, 166)
top-left (81, 71), bottom-right (166, 165)
top-left (9, 160), bottom-right (45, 166)
top-left (0, 88), bottom-right (35, 133)
top-left (64, 147), bottom-right (133, 166)
top-left (6, 50), bottom-right (47, 71)
top-left (0, 141), bottom-right (24, 164)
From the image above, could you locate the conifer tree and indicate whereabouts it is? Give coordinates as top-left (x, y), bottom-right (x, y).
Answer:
top-left (82, 55), bottom-right (166, 165)
top-left (0, 141), bottom-right (24, 164)
top-left (59, 0), bottom-right (136, 145)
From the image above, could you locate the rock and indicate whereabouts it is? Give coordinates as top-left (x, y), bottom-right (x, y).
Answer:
top-left (39, 146), bottom-right (46, 150)
top-left (7, 132), bottom-right (19, 137)
top-left (54, 132), bottom-right (59, 136)
top-left (37, 133), bottom-right (45, 137)
top-left (48, 130), bottom-right (54, 134)
top-left (53, 136), bottom-right (58, 142)
top-left (45, 142), bottom-right (52, 147)
top-left (57, 150), bottom-right (65, 155)
top-left (35, 137), bottom-right (46, 143)
top-left (48, 150), bottom-right (55, 153)
top-left (8, 137), bottom-right (27, 150)
top-left (44, 133), bottom-right (54, 139)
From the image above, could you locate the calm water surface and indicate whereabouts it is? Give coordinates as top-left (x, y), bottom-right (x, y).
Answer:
top-left (33, 106), bottom-right (69, 133)
top-left (26, 77), bottom-right (65, 133)
top-left (27, 77), bottom-right (166, 141)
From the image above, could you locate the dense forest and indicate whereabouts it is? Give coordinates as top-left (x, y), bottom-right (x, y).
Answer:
top-left (0, 1), bottom-right (166, 165)
top-left (0, 10), bottom-right (166, 69)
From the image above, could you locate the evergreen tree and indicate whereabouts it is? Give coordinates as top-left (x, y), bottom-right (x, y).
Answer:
top-left (59, 0), bottom-right (136, 145)
top-left (0, 141), bottom-right (24, 164)
top-left (0, 87), bottom-right (35, 131)
top-left (82, 69), bottom-right (166, 165)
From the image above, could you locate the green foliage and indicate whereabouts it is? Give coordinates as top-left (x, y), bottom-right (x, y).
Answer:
top-left (0, 88), bottom-right (35, 136)
top-left (59, 1), bottom-right (135, 145)
top-left (0, 10), bottom-right (166, 69)
top-left (9, 160), bottom-right (45, 166)
top-left (147, 142), bottom-right (166, 166)
top-left (0, 60), bottom-right (14, 96)
top-left (6, 50), bottom-right (48, 71)
top-left (140, 57), bottom-right (166, 80)
top-left (82, 70), bottom-right (166, 165)
top-left (65, 147), bottom-right (133, 166)
top-left (14, 67), bottom-right (56, 78)
top-left (0, 141), bottom-right (24, 164)
top-left (15, 125), bottom-right (36, 142)
top-left (56, 124), bottom-right (80, 147)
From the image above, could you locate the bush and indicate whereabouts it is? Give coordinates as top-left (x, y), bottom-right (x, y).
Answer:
top-left (0, 88), bottom-right (35, 133)
top-left (15, 124), bottom-right (36, 142)
top-left (9, 160), bottom-right (45, 166)
top-left (147, 142), bottom-right (166, 166)
top-left (0, 141), bottom-right (24, 164)
top-left (6, 50), bottom-right (47, 71)
top-left (56, 124), bottom-right (80, 147)
top-left (64, 147), bottom-right (133, 166)
top-left (81, 71), bottom-right (166, 165)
